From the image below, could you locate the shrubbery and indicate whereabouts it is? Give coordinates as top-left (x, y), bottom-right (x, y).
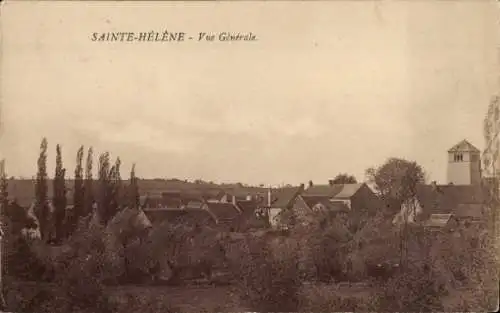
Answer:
top-left (4, 203), bottom-right (497, 313)
top-left (4, 215), bottom-right (117, 313)
top-left (374, 263), bottom-right (447, 312)
top-left (235, 234), bottom-right (301, 312)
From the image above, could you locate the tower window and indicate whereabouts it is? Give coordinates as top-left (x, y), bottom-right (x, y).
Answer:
top-left (454, 153), bottom-right (463, 162)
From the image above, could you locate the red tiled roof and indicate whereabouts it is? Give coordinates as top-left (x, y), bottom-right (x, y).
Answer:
top-left (268, 186), bottom-right (304, 208)
top-left (144, 207), bottom-right (216, 226)
top-left (315, 200), bottom-right (350, 212)
top-left (303, 184), bottom-right (343, 197)
top-left (206, 202), bottom-right (241, 220)
top-left (303, 183), bottom-right (364, 199)
top-left (415, 184), bottom-right (486, 218)
top-left (301, 195), bottom-right (328, 209)
top-left (236, 200), bottom-right (260, 215)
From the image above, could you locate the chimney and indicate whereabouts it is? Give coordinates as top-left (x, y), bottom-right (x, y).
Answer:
top-left (328, 179), bottom-right (334, 186)
top-left (308, 180), bottom-right (313, 188)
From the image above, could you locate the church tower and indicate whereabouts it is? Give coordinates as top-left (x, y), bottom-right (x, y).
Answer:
top-left (447, 139), bottom-right (482, 185)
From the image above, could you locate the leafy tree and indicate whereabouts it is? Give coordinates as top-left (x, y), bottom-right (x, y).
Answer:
top-left (365, 158), bottom-right (425, 270)
top-left (71, 146), bottom-right (84, 235)
top-left (365, 158), bottom-right (425, 213)
top-left (53, 144), bottom-right (67, 243)
top-left (35, 138), bottom-right (49, 242)
top-left (236, 235), bottom-right (301, 312)
top-left (84, 147), bottom-right (94, 217)
top-left (331, 173), bottom-right (358, 184)
top-left (483, 95), bottom-right (500, 179)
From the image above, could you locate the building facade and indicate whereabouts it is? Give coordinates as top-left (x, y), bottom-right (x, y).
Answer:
top-left (447, 139), bottom-right (482, 185)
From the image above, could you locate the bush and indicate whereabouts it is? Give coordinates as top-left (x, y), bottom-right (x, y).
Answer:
top-left (2, 216), bottom-right (52, 281)
top-left (235, 234), bottom-right (301, 312)
top-left (287, 210), bottom-right (352, 283)
top-left (5, 217), bottom-right (121, 313)
top-left (4, 236), bottom-right (52, 281)
top-left (375, 263), bottom-right (447, 312)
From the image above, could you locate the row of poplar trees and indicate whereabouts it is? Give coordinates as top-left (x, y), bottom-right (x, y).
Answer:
top-left (34, 137), bottom-right (140, 243)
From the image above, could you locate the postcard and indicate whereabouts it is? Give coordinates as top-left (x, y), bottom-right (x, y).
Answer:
top-left (0, 1), bottom-right (498, 312)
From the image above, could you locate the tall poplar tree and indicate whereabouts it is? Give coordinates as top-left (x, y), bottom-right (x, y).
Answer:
top-left (72, 145), bottom-right (84, 233)
top-left (35, 138), bottom-right (49, 242)
top-left (98, 152), bottom-right (111, 224)
top-left (128, 163), bottom-right (140, 208)
top-left (106, 157), bottom-right (122, 220)
top-left (84, 147), bottom-right (94, 217)
top-left (111, 157), bottom-right (122, 209)
top-left (0, 159), bottom-right (8, 210)
top-left (53, 144), bottom-right (67, 243)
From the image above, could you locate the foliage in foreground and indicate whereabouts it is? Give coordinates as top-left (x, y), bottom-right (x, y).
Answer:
top-left (235, 234), bottom-right (301, 312)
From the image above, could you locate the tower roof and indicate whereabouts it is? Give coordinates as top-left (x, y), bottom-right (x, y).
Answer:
top-left (448, 140), bottom-right (480, 153)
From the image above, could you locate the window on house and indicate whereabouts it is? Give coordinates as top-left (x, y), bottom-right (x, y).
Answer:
top-left (454, 153), bottom-right (463, 162)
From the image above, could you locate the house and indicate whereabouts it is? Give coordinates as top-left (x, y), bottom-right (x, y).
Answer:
top-left (218, 186), bottom-right (269, 204)
top-left (394, 140), bottom-right (488, 230)
top-left (145, 207), bottom-right (218, 228)
top-left (142, 192), bottom-right (243, 231)
top-left (204, 201), bottom-right (242, 231)
top-left (422, 213), bottom-right (459, 231)
top-left (393, 183), bottom-right (486, 228)
top-left (257, 182), bottom-right (379, 229)
top-left (258, 185), bottom-right (305, 228)
top-left (235, 198), bottom-right (270, 230)
top-left (299, 195), bottom-right (350, 213)
top-left (299, 182), bottom-right (381, 231)
top-left (303, 182), bottom-right (381, 212)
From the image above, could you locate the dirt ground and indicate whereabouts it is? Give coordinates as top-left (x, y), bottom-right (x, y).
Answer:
top-left (5, 279), bottom-right (480, 312)
top-left (107, 281), bottom-right (376, 312)
top-left (107, 284), bottom-right (246, 312)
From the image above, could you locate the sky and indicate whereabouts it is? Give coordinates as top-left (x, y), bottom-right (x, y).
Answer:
top-left (1, 1), bottom-right (499, 186)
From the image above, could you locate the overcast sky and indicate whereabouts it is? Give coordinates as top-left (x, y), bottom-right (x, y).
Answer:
top-left (1, 1), bottom-right (499, 186)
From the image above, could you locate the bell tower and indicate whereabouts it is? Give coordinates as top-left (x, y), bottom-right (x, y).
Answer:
top-left (447, 140), bottom-right (481, 185)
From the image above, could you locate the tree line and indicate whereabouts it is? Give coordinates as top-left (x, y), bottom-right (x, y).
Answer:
top-left (2, 137), bottom-right (141, 244)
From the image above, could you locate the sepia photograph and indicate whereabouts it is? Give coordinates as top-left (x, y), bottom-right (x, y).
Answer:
top-left (0, 0), bottom-right (499, 312)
